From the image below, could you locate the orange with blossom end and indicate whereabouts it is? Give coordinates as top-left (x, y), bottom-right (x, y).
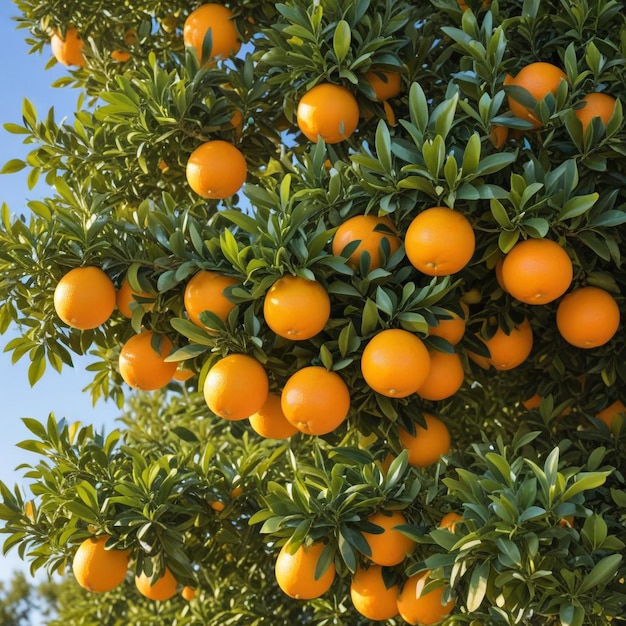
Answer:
top-left (468, 318), bottom-right (534, 371)
top-left (186, 140), bottom-right (247, 199)
top-left (118, 331), bottom-right (177, 391)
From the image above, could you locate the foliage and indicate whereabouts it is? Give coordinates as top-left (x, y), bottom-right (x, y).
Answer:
top-left (1, 0), bottom-right (626, 624)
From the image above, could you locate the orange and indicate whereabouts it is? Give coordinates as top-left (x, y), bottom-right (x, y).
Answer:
top-left (135, 567), bottom-right (178, 601)
top-left (416, 350), bottom-right (465, 401)
top-left (522, 393), bottom-right (542, 410)
top-left (248, 393), bottom-right (299, 439)
top-left (116, 276), bottom-right (153, 318)
top-left (203, 354), bottom-right (269, 420)
top-left (181, 586), bottom-right (197, 601)
top-left (504, 62), bottom-right (568, 127)
top-left (119, 331), bottom-right (177, 390)
top-left (596, 399), bottom-right (626, 428)
top-left (54, 266), bottom-right (116, 330)
top-left (399, 414), bottom-right (451, 468)
top-left (275, 542), bottom-right (335, 600)
top-left (362, 510), bottom-right (415, 566)
top-left (281, 366), bottom-right (350, 435)
top-left (575, 93), bottom-right (617, 134)
top-left (397, 571), bottom-right (455, 625)
top-left (361, 329), bottom-right (431, 398)
top-left (468, 318), bottom-right (534, 370)
top-left (439, 512), bottom-right (463, 532)
top-left (183, 4), bottom-right (241, 63)
top-left (457, 0), bottom-right (490, 11)
top-left (556, 286), bottom-right (620, 348)
top-left (111, 29), bottom-right (136, 62)
top-left (350, 565), bottom-right (399, 620)
top-left (72, 536), bottom-right (129, 593)
top-left (332, 215), bottom-right (401, 271)
top-left (186, 140), bottom-right (247, 199)
top-left (489, 124), bottom-right (509, 148)
top-left (184, 270), bottom-right (238, 328)
top-left (428, 303), bottom-right (468, 345)
top-left (296, 83), bottom-right (360, 144)
top-left (501, 238), bottom-right (573, 305)
top-left (51, 26), bottom-right (86, 67)
top-left (495, 257), bottom-right (508, 292)
top-left (172, 365), bottom-right (195, 382)
top-left (405, 207), bottom-right (475, 276)
top-left (263, 275), bottom-right (331, 340)
top-left (364, 70), bottom-right (402, 101)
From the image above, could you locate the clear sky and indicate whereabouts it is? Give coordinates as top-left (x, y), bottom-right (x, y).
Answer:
top-left (0, 4), bottom-right (119, 583)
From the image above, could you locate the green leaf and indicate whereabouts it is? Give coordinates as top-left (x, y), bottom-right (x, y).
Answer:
top-left (561, 472), bottom-right (611, 501)
top-left (467, 561), bottom-right (489, 612)
top-left (1, 159), bottom-right (26, 174)
top-left (557, 193), bottom-right (599, 221)
top-left (333, 20), bottom-right (351, 63)
top-left (578, 554), bottom-right (622, 593)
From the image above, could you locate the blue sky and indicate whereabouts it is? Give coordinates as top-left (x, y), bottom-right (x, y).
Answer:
top-left (0, 4), bottom-right (118, 582)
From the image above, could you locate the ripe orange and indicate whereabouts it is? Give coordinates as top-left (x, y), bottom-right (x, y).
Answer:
top-left (575, 93), bottom-right (617, 134)
top-left (172, 365), bottom-right (195, 382)
top-left (428, 303), bottom-right (468, 345)
top-left (457, 0), bottom-right (490, 11)
top-left (72, 536), bottom-right (129, 593)
top-left (203, 354), bottom-right (269, 420)
top-left (439, 512), bottom-right (463, 532)
top-left (184, 270), bottom-right (238, 328)
top-left (281, 366), bottom-right (350, 435)
top-left (361, 329), bottom-right (431, 398)
top-left (405, 207), bottom-right (475, 276)
top-left (350, 565), bottom-right (399, 620)
top-left (522, 392), bottom-right (542, 410)
top-left (186, 140), bottom-right (247, 199)
top-left (416, 349), bottom-right (465, 401)
top-left (111, 29), bottom-right (136, 62)
top-left (556, 286), bottom-right (620, 348)
top-left (332, 215), bottom-right (401, 271)
top-left (181, 586), bottom-right (197, 601)
top-left (596, 399), bottom-right (626, 428)
top-left (397, 571), bottom-right (455, 625)
top-left (504, 62), bottom-right (568, 127)
top-left (296, 83), bottom-right (360, 144)
top-left (468, 318), bottom-right (534, 370)
top-left (183, 4), bottom-right (241, 63)
top-left (275, 542), bottom-right (335, 600)
top-left (501, 238), bottom-right (573, 305)
top-left (135, 567), bottom-right (178, 601)
top-left (263, 275), bottom-right (331, 340)
top-left (248, 393), bottom-right (299, 439)
top-left (54, 266), bottom-right (116, 330)
top-left (398, 414), bottom-right (451, 468)
top-left (51, 26), bottom-right (86, 67)
top-left (119, 331), bottom-right (177, 390)
top-left (364, 70), bottom-right (402, 101)
top-left (489, 124), bottom-right (509, 148)
top-left (116, 276), bottom-right (153, 318)
top-left (362, 510), bottom-right (416, 566)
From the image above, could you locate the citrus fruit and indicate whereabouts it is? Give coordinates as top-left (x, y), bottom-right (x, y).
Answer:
top-left (364, 70), bottom-right (402, 101)
top-left (181, 586), bottom-right (197, 601)
top-left (72, 536), bottom-right (129, 593)
top-left (504, 62), bottom-right (568, 127)
top-left (398, 414), bottom-right (451, 468)
top-left (457, 0), bottom-right (490, 11)
top-left (489, 124), bottom-right (509, 148)
top-left (135, 567), bottom-right (178, 601)
top-left (468, 318), bottom-right (534, 370)
top-left (522, 393), bottom-right (542, 410)
top-left (119, 331), bottom-right (177, 390)
top-left (397, 571), bottom-right (455, 625)
top-left (275, 542), bottom-right (335, 600)
top-left (184, 270), bottom-right (238, 328)
top-left (405, 207), bottom-right (475, 276)
top-left (416, 349), bottom-right (465, 401)
top-left (361, 329), bottom-right (431, 398)
top-left (51, 26), bottom-right (85, 67)
top-left (501, 238), bottom-right (573, 305)
top-left (249, 393), bottom-right (299, 439)
top-left (332, 214), bottom-right (401, 271)
top-left (596, 399), bottom-right (626, 428)
top-left (263, 275), bottom-right (331, 340)
top-left (183, 4), bottom-right (240, 63)
top-left (350, 565), bottom-right (399, 620)
top-left (186, 140), bottom-right (247, 199)
top-left (439, 512), bottom-right (463, 532)
top-left (281, 367), bottom-right (350, 435)
top-left (296, 83), bottom-right (360, 144)
top-left (575, 92), bottom-right (617, 134)
top-left (54, 266), bottom-right (116, 330)
top-left (116, 276), bottom-right (153, 318)
top-left (556, 286), bottom-right (620, 348)
top-left (362, 510), bottom-right (415, 566)
top-left (172, 366), bottom-right (195, 382)
top-left (111, 29), bottom-right (136, 62)
top-left (203, 354), bottom-right (269, 420)
top-left (428, 303), bottom-right (468, 345)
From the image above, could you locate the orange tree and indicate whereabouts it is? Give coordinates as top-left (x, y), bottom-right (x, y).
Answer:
top-left (0, 1), bottom-right (625, 624)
